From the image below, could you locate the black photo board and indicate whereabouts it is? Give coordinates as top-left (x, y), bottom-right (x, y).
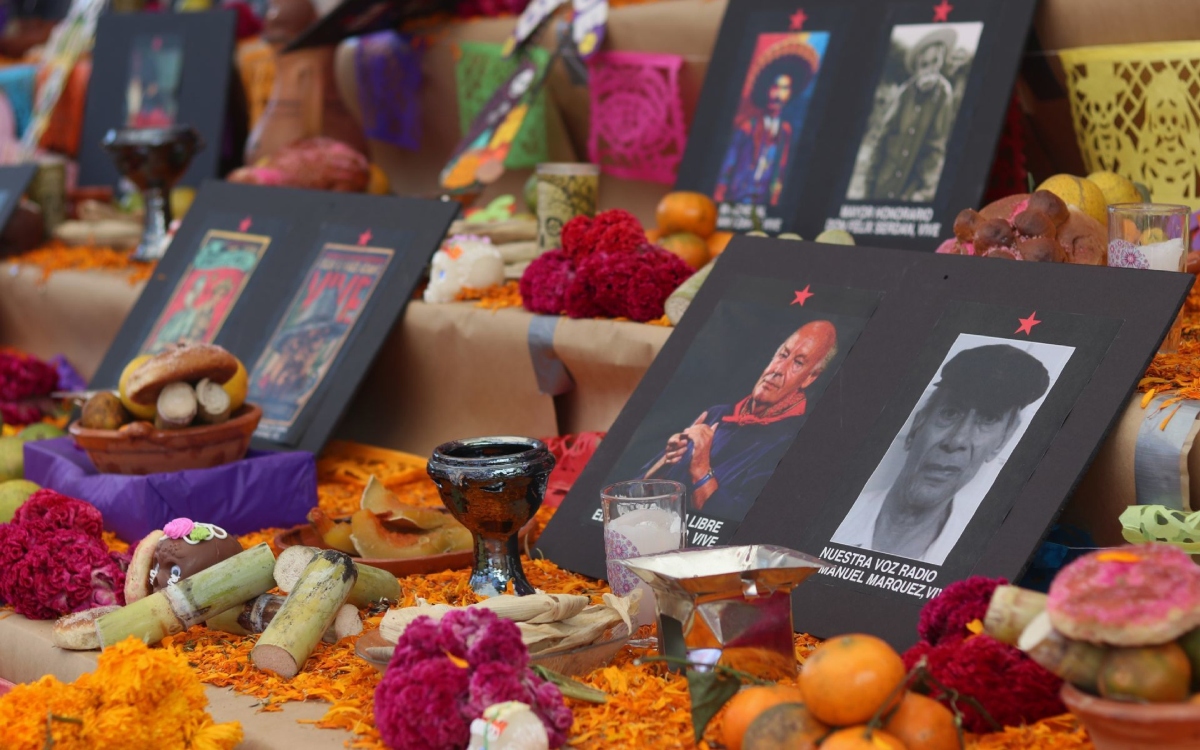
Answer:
top-left (284, 0), bottom-right (454, 52)
top-left (79, 10), bottom-right (238, 190)
top-left (673, 0), bottom-right (1036, 250)
top-left (536, 238), bottom-right (1193, 649)
top-left (89, 180), bottom-right (458, 455)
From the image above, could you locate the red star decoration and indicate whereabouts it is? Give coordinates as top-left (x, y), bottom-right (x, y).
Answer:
top-left (239, 216), bottom-right (252, 232)
top-left (792, 285), bottom-right (815, 307)
top-left (1015, 312), bottom-right (1041, 336)
top-left (932, 0), bottom-right (953, 22)
top-left (789, 9), bottom-right (807, 30)
top-left (358, 229), bottom-right (373, 246)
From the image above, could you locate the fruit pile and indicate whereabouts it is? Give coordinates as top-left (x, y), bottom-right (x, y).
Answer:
top-left (649, 192), bottom-right (730, 270)
top-left (79, 343), bottom-right (249, 433)
top-left (720, 634), bottom-right (961, 750)
top-left (986, 544), bottom-right (1200, 705)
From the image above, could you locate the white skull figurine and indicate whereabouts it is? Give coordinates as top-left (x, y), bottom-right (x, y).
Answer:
top-left (424, 235), bottom-right (505, 303)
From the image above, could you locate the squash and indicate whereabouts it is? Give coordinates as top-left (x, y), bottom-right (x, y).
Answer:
top-left (307, 507), bottom-right (357, 555)
top-left (361, 475), bottom-right (457, 530)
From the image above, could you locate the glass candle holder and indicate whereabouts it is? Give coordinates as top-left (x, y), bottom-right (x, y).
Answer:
top-left (536, 162), bottom-right (599, 252)
top-left (1108, 203), bottom-right (1190, 354)
top-left (602, 479), bottom-right (686, 632)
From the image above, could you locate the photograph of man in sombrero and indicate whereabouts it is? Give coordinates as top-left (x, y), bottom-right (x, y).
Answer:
top-left (714, 32), bottom-right (828, 210)
top-left (846, 22), bottom-right (982, 203)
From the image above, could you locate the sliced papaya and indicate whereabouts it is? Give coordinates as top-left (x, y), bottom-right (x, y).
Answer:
top-left (308, 508), bottom-right (358, 555)
top-left (350, 509), bottom-right (458, 559)
top-left (361, 475), bottom-right (453, 530)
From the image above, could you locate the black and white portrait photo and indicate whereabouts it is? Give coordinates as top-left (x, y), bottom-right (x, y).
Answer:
top-left (845, 22), bottom-right (983, 203)
top-left (830, 334), bottom-right (1073, 565)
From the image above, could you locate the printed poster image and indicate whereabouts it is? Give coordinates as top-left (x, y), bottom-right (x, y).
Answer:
top-left (141, 230), bottom-right (270, 355)
top-left (126, 33), bottom-right (184, 128)
top-left (715, 31), bottom-right (829, 230)
top-left (830, 334), bottom-right (1074, 566)
top-left (249, 244), bottom-right (394, 438)
top-left (599, 280), bottom-right (876, 544)
top-left (845, 22), bottom-right (983, 203)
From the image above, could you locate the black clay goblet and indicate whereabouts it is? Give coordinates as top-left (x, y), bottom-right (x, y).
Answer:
top-left (427, 437), bottom-right (555, 597)
top-left (102, 125), bottom-right (203, 261)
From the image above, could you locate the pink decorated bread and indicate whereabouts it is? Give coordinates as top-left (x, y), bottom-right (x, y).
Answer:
top-left (1046, 544), bottom-right (1200, 646)
top-left (936, 190), bottom-right (1107, 265)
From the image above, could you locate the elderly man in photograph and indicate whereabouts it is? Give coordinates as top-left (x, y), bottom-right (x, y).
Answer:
top-left (864, 27), bottom-right (958, 202)
top-left (642, 320), bottom-right (838, 520)
top-left (833, 344), bottom-right (1050, 563)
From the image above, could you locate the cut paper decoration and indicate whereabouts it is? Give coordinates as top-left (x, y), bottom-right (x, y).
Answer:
top-left (504, 0), bottom-right (567, 57)
top-left (1121, 505), bottom-right (1200, 553)
top-left (455, 41), bottom-right (550, 170)
top-left (587, 51), bottom-right (686, 185)
top-left (21, 0), bottom-right (105, 157)
top-left (1061, 41), bottom-right (1200, 209)
top-left (0, 65), bottom-right (36, 138)
top-left (356, 30), bottom-right (423, 151)
top-left (571, 0), bottom-right (608, 59)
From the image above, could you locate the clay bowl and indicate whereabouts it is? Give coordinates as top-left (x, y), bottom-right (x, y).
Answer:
top-left (69, 404), bottom-right (261, 475)
top-left (1062, 683), bottom-right (1200, 750)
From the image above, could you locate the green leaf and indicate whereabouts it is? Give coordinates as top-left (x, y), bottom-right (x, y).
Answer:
top-left (687, 668), bottom-right (743, 744)
top-left (531, 665), bottom-right (608, 704)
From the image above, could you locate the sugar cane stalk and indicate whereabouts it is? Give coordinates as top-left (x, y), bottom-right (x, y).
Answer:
top-left (274, 544), bottom-right (400, 607)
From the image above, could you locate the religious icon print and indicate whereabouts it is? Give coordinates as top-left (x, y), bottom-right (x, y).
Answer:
top-left (830, 334), bottom-right (1073, 566)
top-left (596, 277), bottom-right (878, 544)
top-left (140, 230), bottom-right (271, 355)
top-left (845, 22), bottom-right (983, 204)
top-left (714, 31), bottom-right (829, 229)
top-left (125, 33), bottom-right (184, 129)
top-left (248, 243), bottom-right (394, 439)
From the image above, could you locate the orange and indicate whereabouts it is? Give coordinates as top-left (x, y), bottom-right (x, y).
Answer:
top-left (884, 692), bottom-right (959, 750)
top-left (800, 634), bottom-right (907, 727)
top-left (821, 726), bottom-right (908, 750)
top-left (707, 231), bottom-right (734, 257)
top-left (645, 227), bottom-right (663, 244)
top-left (656, 191), bottom-right (718, 238)
top-left (1099, 643), bottom-right (1192, 703)
top-left (720, 684), bottom-right (806, 750)
top-left (118, 355), bottom-right (157, 421)
top-left (659, 232), bottom-right (711, 270)
top-left (366, 164), bottom-right (390, 195)
top-left (221, 359), bottom-right (249, 411)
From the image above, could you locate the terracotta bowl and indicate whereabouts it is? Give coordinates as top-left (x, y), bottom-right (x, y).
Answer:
top-left (1062, 683), bottom-right (1200, 750)
top-left (69, 404), bottom-right (262, 475)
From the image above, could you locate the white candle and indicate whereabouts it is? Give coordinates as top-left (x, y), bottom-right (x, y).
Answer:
top-left (605, 506), bottom-right (684, 628)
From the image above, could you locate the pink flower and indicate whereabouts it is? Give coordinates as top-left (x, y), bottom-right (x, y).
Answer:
top-left (466, 661), bottom-right (526, 717)
top-left (585, 209), bottom-right (645, 256)
top-left (375, 656), bottom-right (471, 750)
top-left (0, 351), bottom-right (58, 425)
top-left (531, 678), bottom-right (574, 747)
top-left (520, 250), bottom-right (576, 316)
top-left (917, 576), bottom-right (1006, 646)
top-left (466, 617), bottom-right (528, 670)
top-left (0, 527), bottom-right (126, 619)
top-left (560, 215), bottom-right (594, 259)
top-left (12, 490), bottom-right (104, 539)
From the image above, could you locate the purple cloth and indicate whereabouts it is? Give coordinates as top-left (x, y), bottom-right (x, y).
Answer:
top-left (49, 355), bottom-right (87, 393)
top-left (23, 438), bottom-right (316, 542)
top-left (356, 31), bottom-right (422, 151)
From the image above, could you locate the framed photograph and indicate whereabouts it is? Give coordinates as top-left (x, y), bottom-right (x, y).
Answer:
top-left (78, 10), bottom-right (239, 189)
top-left (538, 238), bottom-right (1193, 648)
top-left (0, 163), bottom-right (36, 233)
top-left (674, 0), bottom-right (1037, 250)
top-left (90, 181), bottom-right (459, 455)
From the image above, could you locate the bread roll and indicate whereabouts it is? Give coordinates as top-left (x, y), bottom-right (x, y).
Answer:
top-left (126, 344), bottom-right (239, 406)
top-left (53, 606), bottom-right (121, 650)
top-left (124, 529), bottom-right (165, 604)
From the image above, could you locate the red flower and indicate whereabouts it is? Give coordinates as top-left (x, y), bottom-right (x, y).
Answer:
top-left (13, 490), bottom-right (105, 539)
top-left (375, 655), bottom-right (471, 750)
top-left (560, 215), bottom-right (594, 259)
top-left (567, 247), bottom-right (692, 321)
top-left (623, 248), bottom-right (694, 322)
top-left (905, 636), bottom-right (1064, 733)
top-left (917, 576), bottom-right (1006, 646)
top-left (0, 527), bottom-right (126, 619)
top-left (585, 209), bottom-right (646, 256)
top-left (520, 250), bottom-right (576, 315)
top-left (0, 351), bottom-right (58, 425)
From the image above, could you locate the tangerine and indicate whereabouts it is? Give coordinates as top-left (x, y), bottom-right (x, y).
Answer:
top-left (741, 702), bottom-right (827, 750)
top-left (707, 231), bottom-right (734, 256)
top-left (820, 726), bottom-right (908, 750)
top-left (883, 692), bottom-right (960, 750)
top-left (800, 634), bottom-right (907, 727)
top-left (221, 359), bottom-right (249, 411)
top-left (1099, 643), bottom-right (1192, 703)
top-left (656, 191), bottom-right (718, 238)
top-left (659, 232), bottom-right (711, 270)
top-left (720, 684), bottom-right (806, 750)
top-left (118, 355), bottom-right (157, 421)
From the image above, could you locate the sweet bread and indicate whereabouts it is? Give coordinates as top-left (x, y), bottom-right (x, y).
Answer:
top-left (53, 605), bottom-right (121, 650)
top-left (126, 344), bottom-right (239, 406)
top-left (124, 529), bottom-right (165, 604)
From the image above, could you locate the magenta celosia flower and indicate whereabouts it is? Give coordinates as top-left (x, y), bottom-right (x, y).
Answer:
top-left (0, 351), bottom-right (58, 425)
top-left (520, 249), bottom-right (576, 315)
top-left (374, 607), bottom-right (573, 749)
top-left (559, 215), bottom-right (594, 259)
top-left (12, 490), bottom-right (105, 539)
top-left (568, 248), bottom-right (693, 321)
top-left (0, 527), bottom-right (126, 619)
top-left (917, 576), bottom-right (1006, 646)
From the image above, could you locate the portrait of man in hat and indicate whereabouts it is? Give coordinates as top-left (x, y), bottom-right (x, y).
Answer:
top-left (831, 338), bottom-right (1068, 565)
top-left (847, 22), bottom-right (982, 203)
top-left (714, 32), bottom-right (828, 209)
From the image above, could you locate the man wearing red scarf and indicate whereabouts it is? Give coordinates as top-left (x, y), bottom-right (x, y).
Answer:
top-left (643, 320), bottom-right (838, 521)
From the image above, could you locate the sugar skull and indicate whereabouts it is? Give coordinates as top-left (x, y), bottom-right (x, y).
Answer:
top-left (424, 235), bottom-right (505, 303)
top-left (148, 520), bottom-right (243, 591)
